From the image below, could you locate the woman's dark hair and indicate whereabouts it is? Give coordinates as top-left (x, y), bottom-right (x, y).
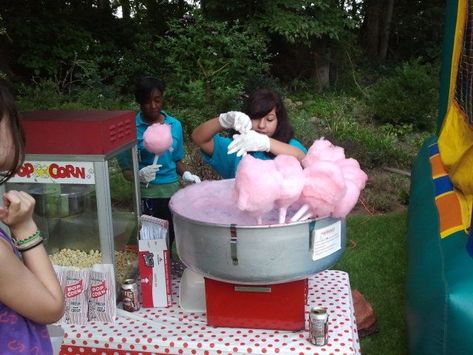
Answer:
top-left (134, 76), bottom-right (166, 105)
top-left (243, 88), bottom-right (294, 143)
top-left (0, 82), bottom-right (25, 184)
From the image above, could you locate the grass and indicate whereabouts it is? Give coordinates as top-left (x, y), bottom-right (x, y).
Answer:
top-left (335, 211), bottom-right (408, 355)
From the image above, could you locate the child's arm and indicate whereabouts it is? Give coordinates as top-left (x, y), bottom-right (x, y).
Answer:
top-left (192, 112), bottom-right (252, 156)
top-left (191, 117), bottom-right (222, 156)
top-left (228, 130), bottom-right (306, 162)
top-left (268, 138), bottom-right (306, 162)
top-left (0, 190), bottom-right (64, 324)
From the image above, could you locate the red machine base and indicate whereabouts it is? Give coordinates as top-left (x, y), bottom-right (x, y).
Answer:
top-left (205, 278), bottom-right (307, 330)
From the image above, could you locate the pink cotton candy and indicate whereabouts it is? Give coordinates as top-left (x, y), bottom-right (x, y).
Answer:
top-left (291, 139), bottom-right (369, 221)
top-left (273, 155), bottom-right (304, 223)
top-left (332, 180), bottom-right (362, 218)
top-left (302, 138), bottom-right (345, 168)
top-left (235, 155), bottom-right (282, 224)
top-left (330, 158), bottom-right (368, 218)
top-left (337, 158), bottom-right (368, 190)
top-left (170, 179), bottom-right (257, 225)
top-left (170, 179), bottom-right (305, 226)
top-left (299, 161), bottom-right (346, 218)
top-left (143, 123), bottom-right (173, 155)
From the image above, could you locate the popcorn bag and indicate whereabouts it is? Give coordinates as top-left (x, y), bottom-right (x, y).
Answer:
top-left (88, 264), bottom-right (116, 322)
top-left (54, 264), bottom-right (117, 324)
top-left (55, 266), bottom-right (89, 325)
top-left (138, 215), bottom-right (172, 308)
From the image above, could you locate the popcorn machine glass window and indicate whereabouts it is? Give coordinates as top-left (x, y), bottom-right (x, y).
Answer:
top-left (1, 110), bottom-right (141, 286)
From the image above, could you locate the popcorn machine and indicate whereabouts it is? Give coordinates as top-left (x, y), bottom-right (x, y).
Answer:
top-left (1, 110), bottom-right (141, 284)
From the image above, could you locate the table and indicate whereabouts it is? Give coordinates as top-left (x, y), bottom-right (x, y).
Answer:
top-left (59, 269), bottom-right (360, 355)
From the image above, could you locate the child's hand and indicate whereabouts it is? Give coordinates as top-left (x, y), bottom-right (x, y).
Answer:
top-left (139, 164), bottom-right (161, 184)
top-left (0, 190), bottom-right (37, 235)
top-left (218, 111), bottom-right (252, 133)
top-left (227, 130), bottom-right (271, 157)
top-left (182, 171), bottom-right (202, 184)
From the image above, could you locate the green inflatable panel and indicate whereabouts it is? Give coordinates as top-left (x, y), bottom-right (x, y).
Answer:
top-left (406, 136), bottom-right (473, 355)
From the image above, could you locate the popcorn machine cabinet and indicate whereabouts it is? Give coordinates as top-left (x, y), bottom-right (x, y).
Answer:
top-left (3, 110), bottom-right (141, 285)
top-left (170, 187), bottom-right (346, 331)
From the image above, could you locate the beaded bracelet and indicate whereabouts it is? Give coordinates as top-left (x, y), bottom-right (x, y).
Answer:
top-left (17, 236), bottom-right (44, 250)
top-left (15, 230), bottom-right (41, 247)
top-left (18, 239), bottom-right (43, 252)
top-left (16, 234), bottom-right (43, 249)
top-left (15, 230), bottom-right (43, 250)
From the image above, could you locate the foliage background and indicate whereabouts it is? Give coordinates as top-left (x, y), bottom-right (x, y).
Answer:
top-left (1, 0), bottom-right (444, 135)
top-left (0, 1), bottom-right (447, 354)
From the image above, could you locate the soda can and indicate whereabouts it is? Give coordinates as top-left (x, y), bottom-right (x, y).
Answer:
top-left (308, 306), bottom-right (329, 346)
top-left (121, 279), bottom-right (141, 312)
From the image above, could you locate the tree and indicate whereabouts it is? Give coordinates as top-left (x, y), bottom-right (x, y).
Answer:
top-left (201, 0), bottom-right (352, 90)
top-left (360, 0), bottom-right (394, 61)
top-left (390, 0), bottom-right (445, 61)
top-left (158, 13), bottom-right (271, 111)
top-left (0, 13), bottom-right (11, 76)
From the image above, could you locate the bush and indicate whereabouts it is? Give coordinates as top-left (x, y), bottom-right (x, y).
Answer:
top-left (16, 80), bottom-right (61, 110)
top-left (287, 93), bottom-right (421, 169)
top-left (16, 78), bottom-right (133, 111)
top-left (158, 13), bottom-right (272, 116)
top-left (368, 59), bottom-right (439, 131)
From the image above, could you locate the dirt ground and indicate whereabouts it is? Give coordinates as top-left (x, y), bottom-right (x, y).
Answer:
top-left (356, 168), bottom-right (410, 215)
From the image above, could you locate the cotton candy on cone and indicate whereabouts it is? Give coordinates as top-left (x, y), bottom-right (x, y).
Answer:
top-left (330, 157), bottom-right (368, 218)
top-left (302, 138), bottom-right (345, 168)
top-left (143, 123), bottom-right (173, 155)
top-left (274, 155), bottom-right (304, 223)
top-left (337, 158), bottom-right (368, 190)
top-left (297, 160), bottom-right (347, 219)
top-left (235, 155), bottom-right (281, 224)
top-left (332, 180), bottom-right (362, 218)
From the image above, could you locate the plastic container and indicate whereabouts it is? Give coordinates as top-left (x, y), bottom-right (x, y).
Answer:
top-left (179, 268), bottom-right (206, 312)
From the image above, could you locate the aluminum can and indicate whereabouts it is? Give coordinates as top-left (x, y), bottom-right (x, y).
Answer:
top-left (308, 306), bottom-right (329, 346)
top-left (121, 279), bottom-right (141, 312)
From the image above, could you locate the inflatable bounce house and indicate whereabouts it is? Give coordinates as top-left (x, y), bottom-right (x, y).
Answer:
top-left (407, 0), bottom-right (473, 354)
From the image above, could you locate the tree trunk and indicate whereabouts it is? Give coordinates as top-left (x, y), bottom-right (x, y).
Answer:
top-left (378, 0), bottom-right (394, 60)
top-left (361, 0), bottom-right (395, 61)
top-left (361, 0), bottom-right (382, 59)
top-left (312, 41), bottom-right (331, 91)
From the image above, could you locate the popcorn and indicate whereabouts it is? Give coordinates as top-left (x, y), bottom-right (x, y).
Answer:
top-left (49, 249), bottom-right (137, 287)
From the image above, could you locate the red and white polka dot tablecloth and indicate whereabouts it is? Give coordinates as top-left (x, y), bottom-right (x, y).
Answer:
top-left (59, 270), bottom-right (360, 355)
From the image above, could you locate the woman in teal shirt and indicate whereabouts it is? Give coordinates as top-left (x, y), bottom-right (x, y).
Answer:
top-left (124, 76), bottom-right (200, 248)
top-left (192, 89), bottom-right (307, 178)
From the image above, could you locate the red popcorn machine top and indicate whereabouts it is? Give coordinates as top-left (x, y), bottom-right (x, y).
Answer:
top-left (1, 110), bottom-right (141, 286)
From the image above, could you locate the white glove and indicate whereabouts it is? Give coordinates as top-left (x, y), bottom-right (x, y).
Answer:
top-left (182, 171), bottom-right (202, 183)
top-left (227, 130), bottom-right (271, 157)
top-left (218, 111), bottom-right (252, 133)
top-left (139, 164), bottom-right (161, 184)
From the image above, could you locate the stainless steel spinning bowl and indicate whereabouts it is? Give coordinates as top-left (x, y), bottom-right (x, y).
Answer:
top-left (171, 211), bottom-right (346, 285)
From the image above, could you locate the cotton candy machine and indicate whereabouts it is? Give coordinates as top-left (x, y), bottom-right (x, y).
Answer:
top-left (170, 180), bottom-right (346, 330)
top-left (172, 211), bottom-right (345, 285)
top-left (170, 179), bottom-right (346, 285)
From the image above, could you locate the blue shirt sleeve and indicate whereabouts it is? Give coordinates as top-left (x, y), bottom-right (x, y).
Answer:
top-left (288, 138), bottom-right (308, 154)
top-left (201, 134), bottom-right (241, 179)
